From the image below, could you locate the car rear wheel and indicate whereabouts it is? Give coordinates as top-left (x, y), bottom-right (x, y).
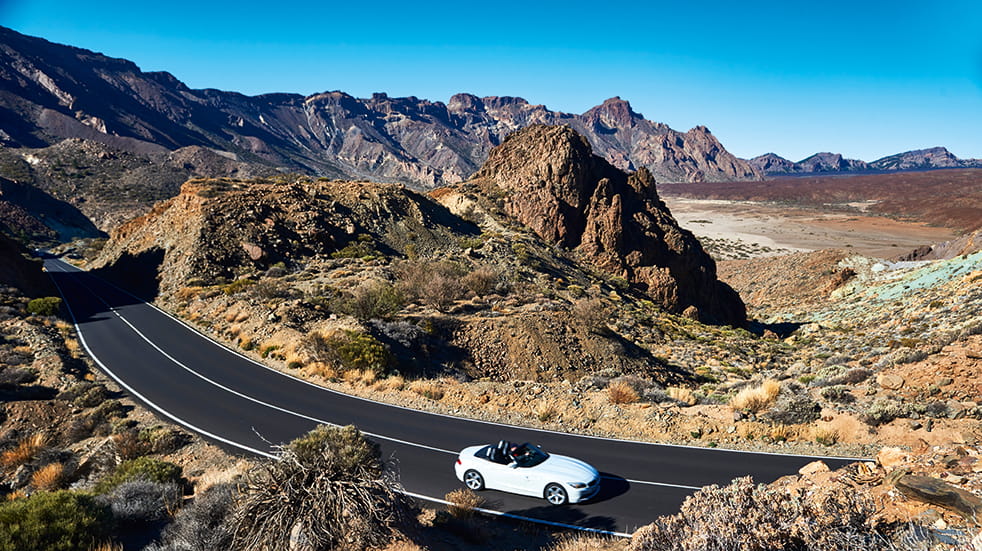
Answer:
top-left (544, 483), bottom-right (568, 505)
top-left (463, 469), bottom-right (485, 490)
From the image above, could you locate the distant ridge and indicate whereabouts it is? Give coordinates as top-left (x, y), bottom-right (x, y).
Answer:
top-left (0, 26), bottom-right (759, 187)
top-left (749, 147), bottom-right (982, 176)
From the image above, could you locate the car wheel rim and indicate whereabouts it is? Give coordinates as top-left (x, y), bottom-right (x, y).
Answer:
top-left (546, 485), bottom-right (566, 504)
top-left (465, 472), bottom-right (482, 489)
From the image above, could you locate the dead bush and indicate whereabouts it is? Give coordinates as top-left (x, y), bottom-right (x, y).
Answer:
top-left (461, 266), bottom-right (505, 297)
top-left (444, 488), bottom-right (485, 519)
top-left (334, 280), bottom-right (406, 321)
top-left (667, 387), bottom-right (697, 406)
top-left (409, 381), bottom-right (445, 401)
top-left (571, 299), bottom-right (609, 335)
top-left (608, 381), bottom-right (640, 404)
top-left (630, 476), bottom-right (904, 551)
top-left (231, 425), bottom-right (412, 551)
top-left (730, 379), bottom-right (781, 412)
top-left (395, 260), bottom-right (466, 311)
top-left (1, 433), bottom-right (47, 469)
top-left (30, 462), bottom-right (67, 491)
top-left (145, 483), bottom-right (236, 551)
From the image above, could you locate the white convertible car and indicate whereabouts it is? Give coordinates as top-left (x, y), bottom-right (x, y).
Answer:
top-left (454, 441), bottom-right (601, 505)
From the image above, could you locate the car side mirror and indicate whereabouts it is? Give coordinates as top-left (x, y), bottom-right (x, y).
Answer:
top-left (508, 462), bottom-right (518, 469)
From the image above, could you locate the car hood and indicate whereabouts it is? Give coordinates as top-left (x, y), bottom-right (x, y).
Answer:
top-left (539, 454), bottom-right (599, 482)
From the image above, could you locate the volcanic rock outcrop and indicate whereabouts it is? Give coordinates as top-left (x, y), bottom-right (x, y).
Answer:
top-left (467, 125), bottom-right (746, 325)
top-left (91, 177), bottom-right (475, 296)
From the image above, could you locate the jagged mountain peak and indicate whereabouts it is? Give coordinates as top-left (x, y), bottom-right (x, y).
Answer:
top-left (0, 25), bottom-right (760, 189)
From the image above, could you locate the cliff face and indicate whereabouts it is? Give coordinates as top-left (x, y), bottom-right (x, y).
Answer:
top-left (469, 125), bottom-right (746, 325)
top-left (1, 26), bottom-right (760, 190)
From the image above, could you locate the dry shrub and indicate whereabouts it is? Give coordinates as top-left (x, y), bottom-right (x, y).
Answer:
top-left (305, 361), bottom-right (338, 381)
top-left (768, 424), bottom-right (797, 442)
top-left (409, 381), bottom-right (445, 401)
top-left (534, 402), bottom-right (558, 422)
top-left (1, 433), bottom-right (47, 469)
top-left (223, 310), bottom-right (238, 323)
top-left (377, 375), bottom-right (406, 392)
top-left (228, 324), bottom-right (241, 337)
top-left (571, 299), bottom-right (609, 335)
top-left (630, 476), bottom-right (902, 551)
top-left (549, 535), bottom-right (619, 551)
top-left (730, 380), bottom-right (781, 412)
top-left (738, 423), bottom-right (764, 441)
top-left (231, 425), bottom-right (412, 551)
top-left (444, 488), bottom-right (485, 519)
top-left (812, 427), bottom-right (840, 446)
top-left (382, 540), bottom-right (426, 551)
top-left (608, 380), bottom-right (640, 404)
top-left (64, 338), bottom-right (81, 358)
top-left (175, 286), bottom-right (204, 302)
top-left (31, 462), bottom-right (66, 490)
top-left (461, 266), bottom-right (502, 297)
top-left (667, 387), bottom-right (697, 406)
top-left (112, 430), bottom-right (150, 460)
top-left (88, 542), bottom-right (123, 551)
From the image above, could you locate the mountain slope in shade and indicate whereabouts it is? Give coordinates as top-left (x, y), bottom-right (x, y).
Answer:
top-left (0, 26), bottom-right (760, 188)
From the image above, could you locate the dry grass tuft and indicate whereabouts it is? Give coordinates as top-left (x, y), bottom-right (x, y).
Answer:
top-left (228, 324), bottom-right (242, 337)
top-left (445, 488), bottom-right (485, 519)
top-left (87, 542), bottom-right (123, 551)
top-left (409, 381), bottom-right (445, 401)
top-left (12, 345), bottom-right (32, 356)
top-left (224, 309), bottom-right (238, 323)
top-left (1, 433), bottom-right (48, 469)
top-left (376, 375), bottom-right (406, 392)
top-left (608, 380), bottom-right (639, 404)
top-left (547, 535), bottom-right (620, 551)
top-left (305, 361), bottom-right (338, 381)
top-left (534, 401), bottom-right (559, 422)
top-left (31, 462), bottom-right (66, 491)
top-left (730, 379), bottom-right (781, 412)
top-left (667, 387), bottom-right (697, 406)
top-left (768, 424), bottom-right (798, 442)
top-left (381, 540), bottom-right (426, 551)
top-left (64, 338), bottom-right (81, 358)
top-left (812, 427), bottom-right (840, 446)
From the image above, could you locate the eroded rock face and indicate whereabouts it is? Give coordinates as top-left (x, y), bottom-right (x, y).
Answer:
top-left (470, 125), bottom-right (746, 325)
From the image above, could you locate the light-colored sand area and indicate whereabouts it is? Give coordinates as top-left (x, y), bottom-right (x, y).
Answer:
top-left (663, 197), bottom-right (959, 259)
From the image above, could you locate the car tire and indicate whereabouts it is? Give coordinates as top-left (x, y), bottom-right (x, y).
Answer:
top-left (544, 483), bottom-right (568, 505)
top-left (463, 469), bottom-right (485, 491)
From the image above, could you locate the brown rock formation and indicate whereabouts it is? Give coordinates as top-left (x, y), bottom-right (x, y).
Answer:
top-left (469, 125), bottom-right (746, 326)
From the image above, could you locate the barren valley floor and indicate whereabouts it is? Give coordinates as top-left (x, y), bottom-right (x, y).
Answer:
top-left (663, 197), bottom-right (960, 259)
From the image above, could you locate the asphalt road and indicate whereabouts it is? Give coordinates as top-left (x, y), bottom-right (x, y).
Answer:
top-left (45, 257), bottom-right (857, 536)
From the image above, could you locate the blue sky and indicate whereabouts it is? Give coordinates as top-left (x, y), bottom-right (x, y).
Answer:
top-left (4, 0), bottom-right (982, 161)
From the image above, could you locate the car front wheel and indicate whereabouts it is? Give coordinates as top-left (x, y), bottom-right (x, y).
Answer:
top-left (463, 469), bottom-right (485, 491)
top-left (544, 483), bottom-right (568, 505)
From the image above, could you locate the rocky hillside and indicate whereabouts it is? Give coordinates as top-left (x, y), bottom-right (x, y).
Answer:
top-left (0, 231), bottom-right (51, 296)
top-left (448, 125), bottom-right (744, 325)
top-left (750, 147), bottom-right (981, 176)
top-left (1, 26), bottom-right (759, 191)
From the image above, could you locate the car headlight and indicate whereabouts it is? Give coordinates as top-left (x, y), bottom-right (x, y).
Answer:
top-left (568, 482), bottom-right (587, 489)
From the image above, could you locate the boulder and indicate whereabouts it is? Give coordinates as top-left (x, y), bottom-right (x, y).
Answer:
top-left (894, 474), bottom-right (982, 521)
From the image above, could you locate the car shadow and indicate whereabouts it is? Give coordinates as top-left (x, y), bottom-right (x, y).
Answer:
top-left (591, 472), bottom-right (630, 504)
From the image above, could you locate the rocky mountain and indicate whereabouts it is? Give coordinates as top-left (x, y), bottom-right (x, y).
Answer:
top-left (868, 146), bottom-right (978, 171)
top-left (750, 147), bottom-right (982, 176)
top-left (455, 125), bottom-right (746, 325)
top-left (0, 231), bottom-right (51, 296)
top-left (0, 25), bottom-right (759, 193)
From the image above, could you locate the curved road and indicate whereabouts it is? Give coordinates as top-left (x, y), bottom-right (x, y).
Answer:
top-left (45, 257), bottom-right (856, 536)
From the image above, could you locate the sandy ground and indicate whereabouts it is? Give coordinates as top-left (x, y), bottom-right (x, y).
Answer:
top-left (664, 197), bottom-right (959, 259)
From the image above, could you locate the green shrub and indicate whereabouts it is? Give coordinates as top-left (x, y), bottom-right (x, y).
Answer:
top-left (0, 491), bottom-right (113, 551)
top-left (863, 398), bottom-right (909, 426)
top-left (95, 456), bottom-right (184, 493)
top-left (27, 297), bottom-right (62, 316)
top-left (301, 330), bottom-right (394, 375)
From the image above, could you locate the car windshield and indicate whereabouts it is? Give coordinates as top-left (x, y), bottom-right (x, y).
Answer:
top-left (511, 443), bottom-right (549, 468)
